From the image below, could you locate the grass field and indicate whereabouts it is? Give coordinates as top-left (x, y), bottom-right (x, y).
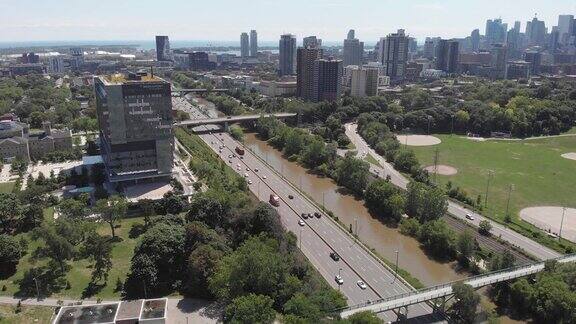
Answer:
top-left (0, 182), bottom-right (15, 193)
top-left (0, 304), bottom-right (55, 324)
top-left (411, 134), bottom-right (576, 250)
top-left (0, 216), bottom-right (143, 300)
top-left (364, 153), bottom-right (380, 166)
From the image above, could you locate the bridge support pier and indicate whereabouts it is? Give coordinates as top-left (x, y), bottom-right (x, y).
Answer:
top-left (394, 306), bottom-right (408, 322)
top-left (224, 121), bottom-right (229, 132)
top-left (432, 296), bottom-right (447, 314)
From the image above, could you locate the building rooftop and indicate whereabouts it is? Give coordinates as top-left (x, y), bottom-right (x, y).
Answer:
top-left (140, 298), bottom-right (167, 320)
top-left (53, 303), bottom-right (119, 324)
top-left (102, 72), bottom-right (165, 85)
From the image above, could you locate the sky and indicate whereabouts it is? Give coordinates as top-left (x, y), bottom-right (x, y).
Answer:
top-left (1, 0), bottom-right (575, 43)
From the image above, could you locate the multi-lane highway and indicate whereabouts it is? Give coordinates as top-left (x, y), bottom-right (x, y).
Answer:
top-left (344, 123), bottom-right (561, 261)
top-left (175, 97), bottom-right (444, 323)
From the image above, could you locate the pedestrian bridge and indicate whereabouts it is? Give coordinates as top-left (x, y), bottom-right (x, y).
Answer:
top-left (340, 253), bottom-right (576, 318)
top-left (171, 88), bottom-right (228, 96)
top-left (174, 113), bottom-right (297, 127)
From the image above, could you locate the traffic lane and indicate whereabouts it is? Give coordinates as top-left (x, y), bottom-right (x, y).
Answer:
top-left (200, 133), bottom-right (377, 305)
top-left (211, 134), bottom-right (434, 318)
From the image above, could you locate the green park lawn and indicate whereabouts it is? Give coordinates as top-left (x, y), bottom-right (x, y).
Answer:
top-left (0, 304), bottom-right (55, 324)
top-left (0, 215), bottom-right (143, 300)
top-left (0, 182), bottom-right (15, 193)
top-left (411, 134), bottom-right (576, 224)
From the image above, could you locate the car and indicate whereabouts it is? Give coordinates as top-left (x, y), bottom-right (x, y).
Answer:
top-left (330, 252), bottom-right (340, 261)
top-left (228, 160), bottom-right (232, 163)
top-left (465, 213), bottom-right (475, 221)
top-left (240, 156), bottom-right (244, 159)
top-left (314, 212), bottom-right (321, 218)
top-left (335, 275), bottom-right (344, 285)
top-left (301, 212), bottom-right (308, 219)
top-left (219, 150), bottom-right (222, 153)
top-left (247, 179), bottom-right (253, 184)
top-left (288, 195), bottom-right (294, 199)
top-left (357, 280), bottom-right (367, 290)
top-left (244, 173), bottom-right (249, 177)
top-left (246, 167), bottom-right (250, 171)
top-left (307, 213), bottom-right (312, 219)
top-left (232, 154), bottom-right (236, 158)
top-left (237, 164), bottom-right (241, 168)
top-left (228, 154), bottom-right (232, 158)
top-left (298, 219), bottom-right (305, 226)
top-left (254, 168), bottom-right (259, 172)
top-left (262, 175), bottom-right (267, 179)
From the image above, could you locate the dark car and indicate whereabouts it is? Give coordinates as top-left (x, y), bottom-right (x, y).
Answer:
top-left (314, 212), bottom-right (321, 218)
top-left (330, 252), bottom-right (340, 261)
top-left (301, 213), bottom-right (308, 219)
top-left (288, 195), bottom-right (294, 199)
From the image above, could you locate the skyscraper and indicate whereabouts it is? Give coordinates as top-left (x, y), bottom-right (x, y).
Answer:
top-left (347, 29), bottom-right (355, 40)
top-left (485, 19), bottom-right (507, 45)
top-left (348, 65), bottom-right (379, 97)
top-left (506, 22), bottom-right (521, 59)
top-left (297, 47), bottom-right (323, 101)
top-left (378, 29), bottom-right (409, 80)
top-left (155, 36), bottom-right (171, 61)
top-left (523, 51), bottom-right (542, 75)
top-left (343, 30), bottom-right (364, 67)
top-left (240, 33), bottom-right (249, 58)
top-left (250, 30), bottom-right (258, 57)
top-left (313, 59), bottom-right (343, 102)
top-left (303, 36), bottom-right (322, 49)
top-left (436, 39), bottom-right (459, 74)
top-left (526, 17), bottom-right (547, 46)
top-left (471, 29), bottom-right (480, 52)
top-left (557, 15), bottom-right (574, 45)
top-left (424, 38), bottom-right (436, 59)
top-left (490, 44), bottom-right (508, 79)
top-left (279, 34), bottom-right (297, 76)
top-left (94, 72), bottom-right (174, 183)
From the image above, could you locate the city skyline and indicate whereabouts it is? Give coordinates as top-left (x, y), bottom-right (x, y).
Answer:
top-left (1, 0), bottom-right (576, 42)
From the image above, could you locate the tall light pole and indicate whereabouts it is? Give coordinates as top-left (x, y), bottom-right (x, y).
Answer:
top-left (559, 207), bottom-right (567, 240)
top-left (392, 251), bottom-right (399, 284)
top-left (505, 184), bottom-right (515, 219)
top-left (484, 170), bottom-right (494, 207)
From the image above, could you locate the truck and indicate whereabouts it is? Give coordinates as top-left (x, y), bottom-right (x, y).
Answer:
top-left (269, 194), bottom-right (280, 207)
top-left (235, 146), bottom-right (245, 156)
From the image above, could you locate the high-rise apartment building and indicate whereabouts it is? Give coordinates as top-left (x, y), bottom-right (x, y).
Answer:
top-left (348, 65), bottom-right (379, 97)
top-left (343, 30), bottom-right (364, 67)
top-left (155, 36), bottom-right (171, 61)
top-left (490, 44), bottom-right (508, 79)
top-left (313, 59), bottom-right (342, 102)
top-left (303, 36), bottom-right (322, 49)
top-left (94, 72), bottom-right (174, 183)
top-left (471, 29), bottom-right (480, 52)
top-left (424, 38), bottom-right (436, 59)
top-left (506, 22), bottom-right (521, 59)
top-left (523, 51), bottom-right (542, 75)
top-left (240, 33), bottom-right (249, 58)
top-left (279, 34), bottom-right (297, 76)
top-left (297, 47), bottom-right (323, 101)
top-left (557, 15), bottom-right (574, 45)
top-left (485, 19), bottom-right (508, 45)
top-left (250, 30), bottom-right (258, 57)
top-left (378, 29), bottom-right (409, 80)
top-left (526, 17), bottom-right (547, 46)
top-left (435, 39), bottom-right (459, 74)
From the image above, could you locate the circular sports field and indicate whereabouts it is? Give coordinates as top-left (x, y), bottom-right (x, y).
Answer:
top-left (423, 165), bottom-right (458, 176)
top-left (520, 206), bottom-right (576, 243)
top-left (396, 135), bottom-right (441, 146)
top-left (561, 152), bottom-right (576, 161)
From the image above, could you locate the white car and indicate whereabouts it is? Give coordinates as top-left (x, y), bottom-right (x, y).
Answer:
top-left (244, 173), bottom-right (249, 178)
top-left (237, 164), bottom-right (241, 168)
top-left (246, 167), bottom-right (250, 171)
top-left (335, 275), bottom-right (344, 285)
top-left (298, 219), bottom-right (305, 226)
top-left (357, 280), bottom-right (367, 290)
top-left (248, 179), bottom-right (253, 184)
top-left (465, 213), bottom-right (475, 221)
top-left (228, 155), bottom-right (232, 158)
top-left (262, 175), bottom-right (267, 179)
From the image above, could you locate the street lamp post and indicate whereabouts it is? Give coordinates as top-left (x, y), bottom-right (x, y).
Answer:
top-left (392, 251), bottom-right (399, 283)
top-left (338, 268), bottom-right (342, 291)
top-left (484, 170), bottom-right (494, 207)
top-left (559, 207), bottom-right (567, 240)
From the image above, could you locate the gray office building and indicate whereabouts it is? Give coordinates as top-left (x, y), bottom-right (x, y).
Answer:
top-left (378, 29), bottom-right (409, 80)
top-left (94, 72), bottom-right (174, 183)
top-left (240, 33), bottom-right (250, 58)
top-left (155, 36), bottom-right (171, 61)
top-left (279, 34), bottom-right (297, 76)
top-left (250, 30), bottom-right (258, 57)
top-left (436, 39), bottom-right (459, 74)
top-left (343, 30), bottom-right (364, 67)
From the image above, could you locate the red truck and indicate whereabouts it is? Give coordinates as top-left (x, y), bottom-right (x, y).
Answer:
top-left (235, 146), bottom-right (245, 156)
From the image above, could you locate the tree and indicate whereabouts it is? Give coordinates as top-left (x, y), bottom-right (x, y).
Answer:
top-left (0, 193), bottom-right (22, 233)
top-left (405, 181), bottom-right (447, 222)
top-left (334, 155), bottom-right (370, 195)
top-left (478, 220), bottom-right (492, 235)
top-left (96, 196), bottom-right (127, 238)
top-left (225, 293), bottom-right (276, 324)
top-left (509, 278), bottom-right (534, 314)
top-left (57, 198), bottom-right (88, 219)
top-left (20, 204), bottom-right (44, 231)
top-left (393, 149), bottom-right (419, 173)
top-left (184, 244), bottom-right (226, 298)
top-left (450, 282), bottom-right (480, 323)
top-left (365, 179), bottom-right (405, 222)
top-left (345, 311), bottom-right (383, 324)
top-left (0, 234), bottom-right (22, 277)
top-left (84, 233), bottom-right (113, 283)
top-left (33, 223), bottom-right (75, 272)
top-left (301, 138), bottom-right (330, 169)
top-left (489, 250), bottom-right (516, 271)
top-left (186, 195), bottom-right (231, 229)
top-left (418, 220), bottom-right (455, 258)
top-left (457, 230), bottom-right (476, 266)
top-left (283, 293), bottom-right (321, 321)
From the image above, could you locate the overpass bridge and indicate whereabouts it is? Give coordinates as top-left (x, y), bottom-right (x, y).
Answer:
top-left (175, 113), bottom-right (297, 130)
top-left (340, 253), bottom-right (576, 319)
top-left (171, 88), bottom-right (228, 97)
